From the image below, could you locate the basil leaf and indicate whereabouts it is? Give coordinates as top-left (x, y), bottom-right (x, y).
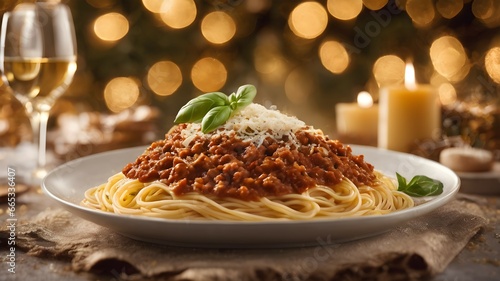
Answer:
top-left (396, 173), bottom-right (407, 191)
top-left (228, 92), bottom-right (238, 110)
top-left (408, 175), bottom-right (443, 197)
top-left (234, 84), bottom-right (257, 108)
top-left (174, 92), bottom-right (229, 124)
top-left (396, 174), bottom-right (444, 197)
top-left (201, 105), bottom-right (233, 133)
top-left (174, 84), bottom-right (257, 133)
top-left (229, 92), bottom-right (237, 103)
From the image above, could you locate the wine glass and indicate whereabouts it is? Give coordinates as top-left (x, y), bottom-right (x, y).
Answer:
top-left (0, 2), bottom-right (77, 184)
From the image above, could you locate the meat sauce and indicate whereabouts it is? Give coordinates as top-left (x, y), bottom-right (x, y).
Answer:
top-left (122, 124), bottom-right (376, 201)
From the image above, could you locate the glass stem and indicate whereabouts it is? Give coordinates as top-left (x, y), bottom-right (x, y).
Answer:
top-left (38, 110), bottom-right (49, 171)
top-left (26, 103), bottom-right (50, 183)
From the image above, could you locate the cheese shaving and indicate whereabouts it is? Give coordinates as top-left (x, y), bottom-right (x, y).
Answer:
top-left (180, 103), bottom-right (317, 147)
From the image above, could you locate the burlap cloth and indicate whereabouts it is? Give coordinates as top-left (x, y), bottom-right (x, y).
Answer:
top-left (1, 198), bottom-right (488, 281)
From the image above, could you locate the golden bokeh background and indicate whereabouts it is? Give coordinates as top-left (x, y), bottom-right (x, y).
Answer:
top-left (0, 0), bottom-right (499, 151)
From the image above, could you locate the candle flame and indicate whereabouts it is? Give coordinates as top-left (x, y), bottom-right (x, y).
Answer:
top-left (357, 91), bottom-right (373, 108)
top-left (404, 62), bottom-right (417, 90)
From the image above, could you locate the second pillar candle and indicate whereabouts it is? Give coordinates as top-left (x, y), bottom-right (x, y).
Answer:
top-left (378, 62), bottom-right (441, 153)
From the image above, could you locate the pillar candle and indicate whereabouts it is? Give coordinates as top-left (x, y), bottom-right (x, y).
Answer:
top-left (378, 63), bottom-right (441, 152)
top-left (336, 91), bottom-right (378, 146)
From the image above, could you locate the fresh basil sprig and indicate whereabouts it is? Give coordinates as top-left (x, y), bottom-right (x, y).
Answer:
top-left (396, 173), bottom-right (444, 197)
top-left (174, 84), bottom-right (257, 133)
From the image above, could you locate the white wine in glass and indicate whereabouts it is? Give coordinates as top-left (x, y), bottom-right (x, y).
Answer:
top-left (0, 3), bottom-right (77, 184)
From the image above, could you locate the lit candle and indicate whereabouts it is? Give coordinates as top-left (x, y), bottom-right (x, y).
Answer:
top-left (335, 91), bottom-right (379, 146)
top-left (378, 62), bottom-right (441, 152)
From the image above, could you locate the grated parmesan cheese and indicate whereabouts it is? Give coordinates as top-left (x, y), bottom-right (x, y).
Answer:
top-left (179, 103), bottom-right (320, 147)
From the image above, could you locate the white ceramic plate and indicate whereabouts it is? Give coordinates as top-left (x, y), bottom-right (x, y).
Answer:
top-left (42, 145), bottom-right (460, 248)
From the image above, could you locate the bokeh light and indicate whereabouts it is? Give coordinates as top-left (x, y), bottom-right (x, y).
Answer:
top-left (430, 35), bottom-right (468, 81)
top-left (436, 0), bottom-right (463, 19)
top-left (327, 0), bottom-right (363, 21)
top-left (201, 11), bottom-right (236, 44)
top-left (246, 0), bottom-right (271, 13)
top-left (438, 83), bottom-right (457, 106)
top-left (147, 61), bottom-right (182, 96)
top-left (472, 0), bottom-right (494, 20)
top-left (485, 47), bottom-right (500, 83)
top-left (142, 0), bottom-right (164, 13)
top-left (285, 68), bottom-right (314, 104)
top-left (372, 55), bottom-right (405, 87)
top-left (406, 0), bottom-right (435, 27)
top-left (319, 40), bottom-right (350, 74)
top-left (191, 57), bottom-right (227, 92)
top-left (449, 63), bottom-right (471, 82)
top-left (472, 0), bottom-right (500, 27)
top-left (87, 0), bottom-right (116, 9)
top-left (362, 0), bottom-right (388, 11)
top-left (93, 12), bottom-right (129, 42)
top-left (253, 32), bottom-right (287, 82)
top-left (395, 0), bottom-right (407, 11)
top-left (104, 77), bottom-right (140, 113)
top-left (430, 71), bottom-right (448, 87)
top-left (160, 0), bottom-right (197, 29)
top-left (253, 47), bottom-right (286, 75)
top-left (289, 2), bottom-right (328, 39)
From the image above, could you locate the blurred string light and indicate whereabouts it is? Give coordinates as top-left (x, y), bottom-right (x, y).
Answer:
top-left (160, 0), bottom-right (197, 29)
top-left (362, 0), bottom-right (388, 11)
top-left (394, 0), bottom-right (406, 10)
top-left (285, 68), bottom-right (314, 104)
top-left (319, 40), bottom-right (349, 74)
top-left (288, 1), bottom-right (328, 39)
top-left (86, 0), bottom-right (115, 9)
top-left (142, 0), bottom-right (164, 13)
top-left (93, 12), bottom-right (129, 42)
top-left (485, 47), bottom-right (500, 83)
top-left (191, 57), bottom-right (227, 92)
top-left (327, 0), bottom-right (363, 21)
top-left (253, 32), bottom-right (287, 82)
top-left (104, 77), bottom-right (140, 113)
top-left (430, 35), bottom-right (469, 82)
top-left (245, 0), bottom-right (271, 13)
top-left (372, 55), bottom-right (405, 87)
top-left (201, 11), bottom-right (236, 44)
top-left (430, 69), bottom-right (449, 87)
top-left (147, 61), bottom-right (182, 96)
top-left (405, 0), bottom-right (435, 27)
top-left (142, 0), bottom-right (197, 29)
top-left (438, 83), bottom-right (457, 106)
top-left (472, 0), bottom-right (500, 27)
top-left (436, 0), bottom-right (463, 19)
